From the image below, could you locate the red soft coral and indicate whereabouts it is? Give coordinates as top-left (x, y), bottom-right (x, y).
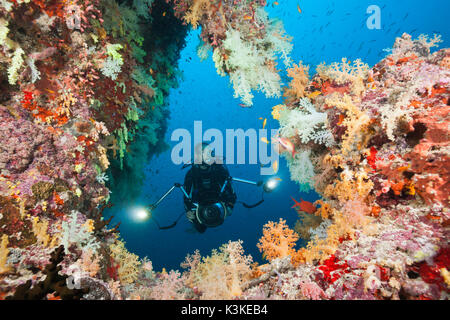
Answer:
top-left (318, 254), bottom-right (350, 284)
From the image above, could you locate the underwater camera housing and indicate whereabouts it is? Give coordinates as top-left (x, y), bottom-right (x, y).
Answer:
top-left (147, 175), bottom-right (280, 230)
top-left (195, 202), bottom-right (228, 228)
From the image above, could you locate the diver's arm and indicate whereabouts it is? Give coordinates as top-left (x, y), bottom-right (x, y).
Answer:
top-left (183, 169), bottom-right (196, 210)
top-left (217, 165), bottom-right (237, 207)
top-left (222, 182), bottom-right (237, 208)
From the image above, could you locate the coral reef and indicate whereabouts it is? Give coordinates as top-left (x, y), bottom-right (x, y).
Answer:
top-left (0, 0), bottom-right (448, 301)
top-left (258, 33), bottom-right (449, 300)
top-left (0, 0), bottom-right (183, 299)
top-left (168, 0), bottom-right (292, 106)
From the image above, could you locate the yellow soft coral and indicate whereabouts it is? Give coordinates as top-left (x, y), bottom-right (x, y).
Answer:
top-left (109, 240), bottom-right (140, 284)
top-left (314, 199), bottom-right (334, 219)
top-left (325, 93), bottom-right (371, 155)
top-left (0, 234), bottom-right (11, 274)
top-left (324, 171), bottom-right (374, 203)
top-left (316, 58), bottom-right (369, 96)
top-left (293, 210), bottom-right (355, 265)
top-left (31, 217), bottom-right (59, 247)
top-left (97, 145), bottom-right (110, 171)
top-left (185, 240), bottom-right (253, 299)
top-left (440, 268), bottom-right (450, 288)
top-left (183, 0), bottom-right (213, 29)
top-left (271, 104), bottom-right (285, 120)
top-left (83, 219), bottom-right (95, 233)
top-left (257, 218), bottom-right (299, 261)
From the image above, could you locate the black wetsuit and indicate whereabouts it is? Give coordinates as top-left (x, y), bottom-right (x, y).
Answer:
top-left (183, 164), bottom-right (237, 233)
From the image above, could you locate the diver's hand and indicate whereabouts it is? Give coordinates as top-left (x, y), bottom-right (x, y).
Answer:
top-left (186, 210), bottom-right (196, 221)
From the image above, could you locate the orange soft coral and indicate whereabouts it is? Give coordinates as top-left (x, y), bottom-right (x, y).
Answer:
top-left (283, 62), bottom-right (310, 102)
top-left (257, 218), bottom-right (299, 261)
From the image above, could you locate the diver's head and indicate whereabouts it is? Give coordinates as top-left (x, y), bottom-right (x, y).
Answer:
top-left (194, 142), bottom-right (215, 169)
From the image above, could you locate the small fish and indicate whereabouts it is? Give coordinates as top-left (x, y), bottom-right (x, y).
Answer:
top-left (307, 91), bottom-right (322, 99)
top-left (273, 1), bottom-right (279, 5)
top-left (426, 214), bottom-right (441, 221)
top-left (261, 137), bottom-right (270, 144)
top-left (163, 11), bottom-right (166, 16)
top-left (272, 160), bottom-right (278, 173)
top-left (262, 118), bottom-right (267, 129)
top-left (297, 4), bottom-right (302, 14)
top-left (291, 197), bottom-right (317, 214)
top-left (275, 137), bottom-right (296, 158)
top-left (243, 15), bottom-right (252, 20)
top-left (239, 103), bottom-right (251, 108)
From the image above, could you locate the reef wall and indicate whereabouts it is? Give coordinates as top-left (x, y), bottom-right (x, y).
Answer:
top-left (248, 33), bottom-right (449, 300)
top-left (0, 0), bottom-right (448, 300)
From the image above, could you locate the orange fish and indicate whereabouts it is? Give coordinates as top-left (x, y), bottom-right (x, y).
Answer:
top-left (272, 160), bottom-right (278, 173)
top-left (291, 197), bottom-right (316, 214)
top-left (274, 1), bottom-right (279, 5)
top-left (275, 136), bottom-right (296, 158)
top-left (244, 15), bottom-right (252, 20)
top-left (261, 137), bottom-right (270, 144)
top-left (425, 213), bottom-right (441, 221)
top-left (262, 118), bottom-right (267, 129)
top-left (46, 292), bottom-right (61, 300)
top-left (297, 4), bottom-right (302, 14)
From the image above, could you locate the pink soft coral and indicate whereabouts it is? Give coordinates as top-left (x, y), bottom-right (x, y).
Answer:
top-left (300, 281), bottom-right (327, 300)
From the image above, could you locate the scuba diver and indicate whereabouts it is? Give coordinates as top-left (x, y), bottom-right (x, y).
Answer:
top-left (147, 142), bottom-right (280, 233)
top-left (183, 143), bottom-right (237, 233)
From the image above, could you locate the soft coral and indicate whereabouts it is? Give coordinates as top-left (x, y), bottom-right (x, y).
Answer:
top-left (257, 218), bottom-right (299, 261)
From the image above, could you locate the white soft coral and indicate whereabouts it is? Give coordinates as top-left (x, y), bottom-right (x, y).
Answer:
top-left (215, 11), bottom-right (292, 106)
top-left (61, 211), bottom-right (100, 254)
top-left (278, 98), bottom-right (334, 147)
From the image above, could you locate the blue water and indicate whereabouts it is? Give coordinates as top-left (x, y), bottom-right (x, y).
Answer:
top-left (107, 0), bottom-right (450, 271)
